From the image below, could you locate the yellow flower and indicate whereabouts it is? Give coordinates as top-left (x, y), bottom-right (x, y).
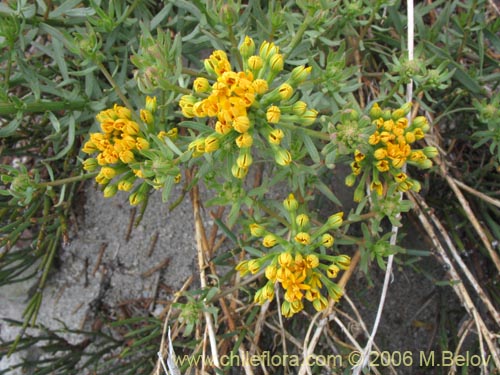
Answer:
top-left (305, 254), bottom-right (319, 269)
top-left (268, 128), bottom-right (284, 145)
top-left (290, 65), bottom-right (312, 85)
top-left (179, 95), bottom-right (197, 118)
top-left (375, 160), bottom-right (390, 172)
top-left (265, 265), bottom-right (278, 281)
top-left (252, 78), bottom-right (268, 95)
top-left (259, 40), bottom-right (279, 60)
top-left (215, 120), bottom-right (232, 135)
top-left (233, 116), bottom-right (250, 133)
top-left (248, 259), bottom-right (261, 274)
top-left (100, 167), bottom-right (117, 179)
top-left (374, 148), bottom-right (387, 160)
top-left (119, 150), bottom-right (135, 164)
top-left (311, 295), bottom-right (327, 312)
top-left (278, 252), bottom-right (293, 267)
top-left (235, 132), bottom-right (253, 148)
top-left (294, 232), bottom-right (311, 245)
top-left (350, 161), bottom-right (362, 175)
top-left (336, 255), bottom-right (351, 270)
top-left (368, 131), bottom-right (380, 145)
top-left (95, 173), bottom-right (109, 185)
top-left (405, 131), bottom-right (416, 143)
top-left (266, 105), bottom-right (281, 124)
top-left (354, 150), bottom-right (365, 162)
top-left (118, 179), bottom-right (134, 191)
top-left (235, 260), bottom-right (250, 276)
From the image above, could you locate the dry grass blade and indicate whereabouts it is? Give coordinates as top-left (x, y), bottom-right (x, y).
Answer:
top-left (433, 155), bottom-right (500, 273)
top-left (451, 178), bottom-right (500, 209)
top-left (408, 192), bottom-right (500, 369)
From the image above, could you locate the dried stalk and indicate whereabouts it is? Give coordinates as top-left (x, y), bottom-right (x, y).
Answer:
top-left (408, 192), bottom-right (500, 369)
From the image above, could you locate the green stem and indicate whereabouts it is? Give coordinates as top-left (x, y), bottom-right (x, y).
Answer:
top-left (283, 11), bottom-right (313, 60)
top-left (381, 79), bottom-right (404, 107)
top-left (38, 172), bottom-right (98, 187)
top-left (456, 0), bottom-right (478, 60)
top-left (278, 121), bottom-right (331, 141)
top-left (0, 100), bottom-right (87, 116)
top-left (95, 61), bottom-right (136, 114)
top-left (227, 23), bottom-right (243, 71)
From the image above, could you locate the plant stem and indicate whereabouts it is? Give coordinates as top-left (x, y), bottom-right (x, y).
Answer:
top-left (278, 121), bottom-right (331, 141)
top-left (38, 172), bottom-right (98, 187)
top-left (96, 61), bottom-right (135, 113)
top-left (0, 100), bottom-right (87, 115)
top-left (283, 11), bottom-right (313, 60)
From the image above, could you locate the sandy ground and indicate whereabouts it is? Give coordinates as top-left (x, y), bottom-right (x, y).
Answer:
top-left (0, 183), bottom-right (198, 373)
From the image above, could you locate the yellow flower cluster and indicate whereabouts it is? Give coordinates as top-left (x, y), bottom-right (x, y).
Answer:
top-left (180, 36), bottom-right (318, 179)
top-left (346, 103), bottom-right (437, 199)
top-left (81, 97), bottom-right (180, 205)
top-left (236, 193), bottom-right (350, 318)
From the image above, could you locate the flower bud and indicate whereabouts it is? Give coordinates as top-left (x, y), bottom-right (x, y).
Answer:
top-left (336, 255), bottom-right (351, 270)
top-left (369, 103), bottom-right (382, 120)
top-left (83, 158), bottom-right (98, 172)
top-left (299, 109), bottom-right (318, 126)
top-left (312, 295), bottom-right (328, 312)
top-left (292, 101), bottom-right (307, 115)
top-left (268, 128), bottom-right (284, 145)
top-left (269, 54), bottom-right (284, 73)
top-left (252, 78), bottom-right (268, 94)
top-left (266, 105), bottom-right (281, 124)
top-left (236, 150), bottom-right (253, 168)
top-left (345, 173), bottom-right (356, 187)
top-left (278, 252), bottom-right (293, 267)
top-left (296, 214), bottom-right (309, 227)
top-left (370, 180), bottom-right (383, 195)
top-left (145, 96), bottom-right (157, 113)
top-left (129, 183), bottom-right (149, 206)
top-left (259, 40), bottom-right (279, 61)
top-left (290, 65), bottom-right (312, 85)
top-left (263, 234), bottom-right (279, 248)
top-left (118, 178), bottom-right (135, 191)
top-left (247, 55), bottom-right (263, 72)
top-left (140, 109), bottom-right (154, 126)
top-left (204, 134), bottom-right (221, 153)
top-left (239, 36), bottom-right (255, 59)
top-left (179, 95), bottom-right (197, 118)
top-left (265, 265), bottom-right (277, 281)
top-left (136, 137), bottom-right (150, 151)
top-left (235, 132), bottom-right (253, 148)
top-left (294, 232), bottom-right (311, 245)
top-left (321, 233), bottom-right (334, 248)
top-left (327, 212), bottom-right (343, 229)
top-left (275, 148), bottom-right (292, 166)
top-left (193, 77), bottom-right (210, 93)
top-left (235, 260), bottom-right (249, 276)
top-left (283, 193), bottom-right (298, 212)
top-left (103, 184), bottom-right (118, 198)
top-left (278, 83), bottom-right (294, 101)
top-left (248, 259), bottom-right (261, 274)
top-left (305, 254), bottom-right (319, 269)
top-left (249, 223), bottom-right (265, 237)
top-left (423, 146), bottom-right (438, 158)
top-left (327, 264), bottom-right (340, 278)
top-left (233, 116), bottom-right (251, 133)
top-left (231, 164), bottom-right (248, 179)
top-left (412, 116), bottom-right (429, 131)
